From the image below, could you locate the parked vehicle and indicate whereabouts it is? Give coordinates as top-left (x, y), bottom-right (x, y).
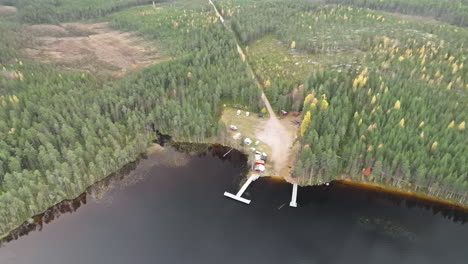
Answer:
top-left (254, 164), bottom-right (265, 172)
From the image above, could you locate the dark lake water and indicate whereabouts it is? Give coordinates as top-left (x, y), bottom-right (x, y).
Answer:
top-left (1, 146), bottom-right (467, 264)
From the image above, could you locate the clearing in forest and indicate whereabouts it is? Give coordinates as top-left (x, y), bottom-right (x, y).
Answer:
top-left (248, 34), bottom-right (363, 111)
top-left (24, 22), bottom-right (167, 76)
top-left (255, 104), bottom-right (298, 178)
top-left (210, 0), bottom-right (299, 177)
top-left (219, 106), bottom-right (298, 177)
top-left (0, 5), bottom-right (16, 15)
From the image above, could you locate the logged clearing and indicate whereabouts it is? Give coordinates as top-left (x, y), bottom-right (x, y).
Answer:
top-left (249, 35), bottom-right (364, 90)
top-left (383, 10), bottom-right (443, 24)
top-left (0, 5), bottom-right (16, 14)
top-left (25, 22), bottom-right (167, 76)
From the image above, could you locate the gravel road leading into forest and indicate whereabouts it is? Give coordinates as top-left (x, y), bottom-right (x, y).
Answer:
top-left (209, 0), bottom-right (295, 175)
top-left (255, 93), bottom-right (294, 175)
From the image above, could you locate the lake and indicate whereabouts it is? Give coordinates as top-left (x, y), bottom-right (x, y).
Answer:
top-left (0, 146), bottom-right (467, 264)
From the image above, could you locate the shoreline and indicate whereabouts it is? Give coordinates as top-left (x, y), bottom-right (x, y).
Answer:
top-left (2, 141), bottom-right (467, 244)
top-left (281, 175), bottom-right (467, 211)
top-left (337, 179), bottom-right (468, 211)
top-left (0, 142), bottom-right (244, 244)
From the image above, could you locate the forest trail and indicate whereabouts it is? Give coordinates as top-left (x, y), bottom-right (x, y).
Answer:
top-left (209, 0), bottom-right (295, 176)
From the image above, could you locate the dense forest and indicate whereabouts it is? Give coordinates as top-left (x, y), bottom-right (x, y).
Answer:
top-left (0, 0), bottom-right (467, 237)
top-left (0, 0), bottom-right (158, 23)
top-left (217, 0), bottom-right (467, 203)
top-left (217, 0), bottom-right (467, 110)
top-left (0, 0), bottom-right (259, 235)
top-left (325, 0), bottom-right (468, 27)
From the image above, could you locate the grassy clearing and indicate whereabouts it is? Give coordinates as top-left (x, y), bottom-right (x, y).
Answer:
top-left (219, 107), bottom-right (274, 175)
top-left (248, 35), bottom-right (316, 90)
top-left (324, 0), bottom-right (468, 26)
top-left (248, 34), bottom-right (364, 111)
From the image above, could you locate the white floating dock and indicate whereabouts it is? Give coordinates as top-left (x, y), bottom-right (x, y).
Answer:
top-left (224, 174), bottom-right (260, 204)
top-left (289, 183), bottom-right (298, 207)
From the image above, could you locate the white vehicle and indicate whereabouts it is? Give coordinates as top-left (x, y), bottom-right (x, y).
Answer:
top-left (254, 164), bottom-right (265, 172)
top-left (229, 125), bottom-right (238, 131)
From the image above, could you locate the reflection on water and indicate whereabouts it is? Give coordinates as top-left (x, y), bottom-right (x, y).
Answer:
top-left (1, 194), bottom-right (87, 245)
top-left (0, 146), bottom-right (467, 264)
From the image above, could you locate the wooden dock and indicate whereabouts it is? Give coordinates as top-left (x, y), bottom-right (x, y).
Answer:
top-left (289, 183), bottom-right (298, 207)
top-left (224, 174), bottom-right (261, 204)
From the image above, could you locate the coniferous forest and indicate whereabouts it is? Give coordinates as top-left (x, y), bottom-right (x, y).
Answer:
top-left (0, 0), bottom-right (259, 235)
top-left (0, 0), bottom-right (467, 236)
top-left (216, 0), bottom-right (467, 203)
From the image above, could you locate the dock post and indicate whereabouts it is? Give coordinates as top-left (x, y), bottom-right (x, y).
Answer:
top-left (289, 183), bottom-right (298, 207)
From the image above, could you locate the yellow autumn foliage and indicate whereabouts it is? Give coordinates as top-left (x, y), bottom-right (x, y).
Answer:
top-left (9, 95), bottom-right (19, 103)
top-left (446, 82), bottom-right (452, 90)
top-left (398, 118), bottom-right (405, 128)
top-left (458, 121), bottom-right (465, 130)
top-left (367, 123), bottom-right (377, 131)
top-left (320, 99), bottom-right (329, 109)
top-left (447, 121), bottom-right (455, 129)
top-left (352, 68), bottom-right (369, 90)
top-left (310, 98), bottom-right (318, 108)
top-left (431, 141), bottom-right (438, 150)
top-left (290, 41), bottom-right (296, 49)
top-left (300, 111), bottom-right (311, 136)
top-left (303, 94), bottom-right (314, 105)
top-left (394, 100), bottom-right (401, 109)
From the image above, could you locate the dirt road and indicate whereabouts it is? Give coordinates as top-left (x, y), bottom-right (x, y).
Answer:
top-left (209, 0), bottom-right (295, 175)
top-left (255, 94), bottom-right (294, 175)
